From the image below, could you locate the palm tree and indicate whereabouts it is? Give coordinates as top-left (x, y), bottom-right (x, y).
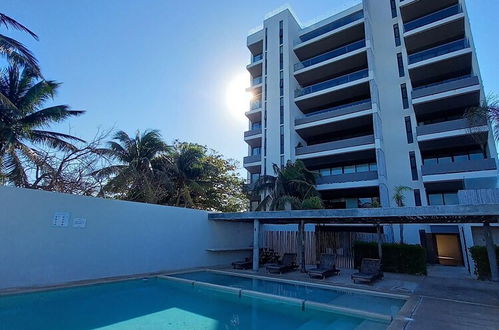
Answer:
top-left (0, 13), bottom-right (40, 77)
top-left (0, 64), bottom-right (84, 186)
top-left (393, 185), bottom-right (412, 244)
top-left (464, 96), bottom-right (499, 147)
top-left (159, 142), bottom-right (208, 208)
top-left (94, 129), bottom-right (171, 202)
top-left (252, 160), bottom-right (321, 211)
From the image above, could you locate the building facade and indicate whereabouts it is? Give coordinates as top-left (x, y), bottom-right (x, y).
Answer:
top-left (243, 0), bottom-right (498, 272)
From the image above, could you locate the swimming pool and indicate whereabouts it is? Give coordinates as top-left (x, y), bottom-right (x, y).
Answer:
top-left (167, 270), bottom-right (407, 317)
top-left (0, 277), bottom-right (390, 329)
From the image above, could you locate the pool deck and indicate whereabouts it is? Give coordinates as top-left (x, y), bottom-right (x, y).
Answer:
top-left (215, 265), bottom-right (499, 330)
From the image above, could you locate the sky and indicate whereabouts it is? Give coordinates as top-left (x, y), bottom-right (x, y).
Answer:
top-left (2, 0), bottom-right (499, 176)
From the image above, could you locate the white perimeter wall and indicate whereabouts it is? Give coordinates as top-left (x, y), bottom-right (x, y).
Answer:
top-left (0, 187), bottom-right (252, 290)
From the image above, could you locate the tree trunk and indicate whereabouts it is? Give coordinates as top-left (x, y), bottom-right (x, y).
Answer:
top-left (377, 224), bottom-right (383, 259)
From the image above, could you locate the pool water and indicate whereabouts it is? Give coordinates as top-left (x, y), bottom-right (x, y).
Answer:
top-left (0, 278), bottom-right (389, 329)
top-left (170, 271), bottom-right (405, 316)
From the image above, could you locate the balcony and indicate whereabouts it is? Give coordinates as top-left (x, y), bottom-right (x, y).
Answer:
top-left (296, 135), bottom-right (375, 158)
top-left (244, 128), bottom-right (262, 138)
top-left (295, 69), bottom-right (369, 98)
top-left (246, 54), bottom-right (263, 76)
top-left (298, 10), bottom-right (364, 44)
top-left (416, 118), bottom-right (487, 139)
top-left (294, 13), bottom-right (365, 61)
top-left (250, 99), bottom-right (262, 110)
top-left (251, 76), bottom-right (262, 86)
top-left (412, 75), bottom-right (480, 100)
top-left (316, 171), bottom-right (378, 185)
top-left (400, 0), bottom-right (459, 24)
top-left (243, 154), bottom-right (261, 173)
top-left (422, 159), bottom-right (497, 176)
top-left (408, 39), bottom-right (469, 65)
top-left (404, 4), bottom-right (462, 33)
top-left (295, 100), bottom-right (371, 127)
top-left (294, 40), bottom-right (366, 72)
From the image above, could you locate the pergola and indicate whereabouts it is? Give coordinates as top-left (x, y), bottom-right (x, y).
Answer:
top-left (209, 204), bottom-right (499, 281)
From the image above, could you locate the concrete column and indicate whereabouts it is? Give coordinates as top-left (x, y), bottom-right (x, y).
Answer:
top-left (252, 219), bottom-right (260, 272)
top-left (298, 220), bottom-right (306, 272)
top-left (484, 222), bottom-right (498, 282)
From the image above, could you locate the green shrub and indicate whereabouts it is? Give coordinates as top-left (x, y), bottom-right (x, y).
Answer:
top-left (353, 241), bottom-right (427, 275)
top-left (301, 196), bottom-right (324, 209)
top-left (469, 245), bottom-right (499, 280)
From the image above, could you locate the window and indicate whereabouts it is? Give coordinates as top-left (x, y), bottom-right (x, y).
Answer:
top-left (428, 192), bottom-right (458, 205)
top-left (405, 116), bottom-right (413, 143)
top-left (397, 53), bottom-right (405, 77)
top-left (470, 152), bottom-right (485, 160)
top-left (356, 164), bottom-right (369, 172)
top-left (320, 168), bottom-right (331, 176)
top-left (250, 173), bottom-right (260, 184)
top-left (279, 45), bottom-right (283, 70)
top-left (369, 163), bottom-right (378, 171)
top-left (279, 21), bottom-right (283, 44)
top-left (401, 84), bottom-right (409, 109)
top-left (444, 193), bottom-right (459, 205)
top-left (280, 155), bottom-right (284, 168)
top-left (393, 24), bottom-right (401, 46)
top-left (331, 167), bottom-right (343, 175)
top-left (409, 151), bottom-right (418, 180)
top-left (414, 189), bottom-right (422, 206)
top-left (279, 97), bottom-right (284, 124)
top-left (251, 122), bottom-right (261, 130)
top-left (390, 0), bottom-right (397, 18)
top-left (344, 165), bottom-right (355, 174)
top-left (428, 193), bottom-right (444, 206)
top-left (251, 147), bottom-right (261, 156)
top-left (263, 130), bottom-right (267, 156)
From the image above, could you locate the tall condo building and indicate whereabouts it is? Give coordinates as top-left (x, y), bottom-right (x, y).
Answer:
top-left (244, 0), bottom-right (498, 211)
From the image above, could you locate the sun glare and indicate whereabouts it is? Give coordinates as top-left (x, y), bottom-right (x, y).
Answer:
top-left (225, 72), bottom-right (252, 120)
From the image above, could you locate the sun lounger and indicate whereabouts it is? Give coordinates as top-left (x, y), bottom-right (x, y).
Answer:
top-left (266, 253), bottom-right (297, 274)
top-left (308, 253), bottom-right (340, 279)
top-left (351, 258), bottom-right (383, 284)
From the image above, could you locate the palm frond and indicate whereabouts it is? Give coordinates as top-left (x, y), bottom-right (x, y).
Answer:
top-left (0, 35), bottom-right (40, 76)
top-left (0, 13), bottom-right (39, 40)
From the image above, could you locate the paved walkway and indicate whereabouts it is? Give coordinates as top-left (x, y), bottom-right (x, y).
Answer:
top-left (222, 265), bottom-right (499, 329)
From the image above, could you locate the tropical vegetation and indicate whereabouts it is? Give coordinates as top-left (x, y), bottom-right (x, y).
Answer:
top-left (251, 160), bottom-right (323, 211)
top-left (0, 12), bottom-right (247, 212)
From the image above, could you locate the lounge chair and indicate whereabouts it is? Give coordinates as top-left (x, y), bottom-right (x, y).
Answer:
top-left (232, 258), bottom-right (252, 270)
top-left (351, 258), bottom-right (383, 284)
top-left (308, 253), bottom-right (340, 279)
top-left (266, 253), bottom-right (297, 274)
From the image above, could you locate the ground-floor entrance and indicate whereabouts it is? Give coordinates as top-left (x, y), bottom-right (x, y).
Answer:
top-left (420, 226), bottom-right (464, 266)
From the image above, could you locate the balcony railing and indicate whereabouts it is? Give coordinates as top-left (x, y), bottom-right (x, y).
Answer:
top-left (296, 135), bottom-right (374, 156)
top-left (416, 118), bottom-right (487, 136)
top-left (408, 39), bottom-right (469, 64)
top-left (251, 76), bottom-right (263, 86)
top-left (244, 128), bottom-right (262, 138)
top-left (295, 69), bottom-right (369, 98)
top-left (294, 40), bottom-right (366, 71)
top-left (251, 54), bottom-right (263, 63)
top-left (296, 99), bottom-right (371, 126)
top-left (422, 159), bottom-right (497, 176)
top-left (404, 4), bottom-right (462, 32)
top-left (316, 171), bottom-right (378, 185)
top-left (243, 154), bottom-right (262, 165)
top-left (299, 10), bottom-right (364, 43)
top-left (250, 99), bottom-right (262, 110)
top-left (412, 75), bottom-right (479, 99)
